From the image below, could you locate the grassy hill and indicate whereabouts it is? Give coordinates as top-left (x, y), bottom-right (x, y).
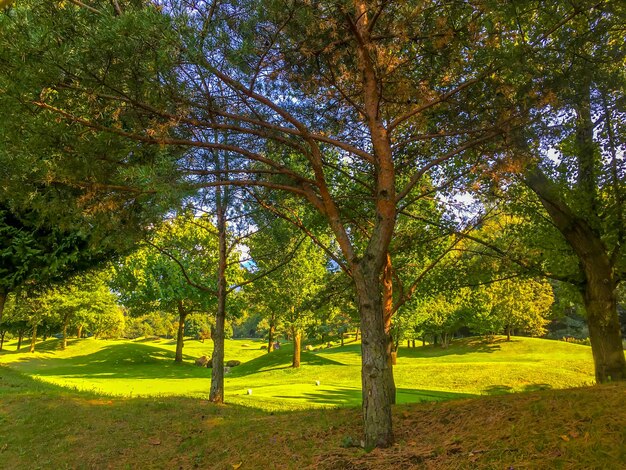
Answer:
top-left (0, 363), bottom-right (624, 469)
top-left (0, 336), bottom-right (595, 411)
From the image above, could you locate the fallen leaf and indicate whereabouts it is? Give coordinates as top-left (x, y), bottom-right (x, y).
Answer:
top-left (559, 435), bottom-right (570, 442)
top-left (149, 438), bottom-right (161, 445)
top-left (232, 463), bottom-right (242, 469)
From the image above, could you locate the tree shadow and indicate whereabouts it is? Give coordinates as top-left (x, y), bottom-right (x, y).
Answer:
top-left (399, 338), bottom-right (505, 359)
top-left (228, 348), bottom-right (345, 378)
top-left (274, 387), bottom-right (475, 408)
top-left (484, 385), bottom-right (513, 395)
top-left (9, 343), bottom-right (211, 380)
top-left (0, 338), bottom-right (82, 355)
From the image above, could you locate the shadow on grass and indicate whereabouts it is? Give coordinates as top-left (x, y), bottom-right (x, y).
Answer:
top-left (229, 347), bottom-right (346, 378)
top-left (484, 383), bottom-right (553, 395)
top-left (274, 387), bottom-right (475, 408)
top-left (9, 343), bottom-right (211, 380)
top-left (0, 338), bottom-right (82, 355)
top-left (399, 337), bottom-right (505, 359)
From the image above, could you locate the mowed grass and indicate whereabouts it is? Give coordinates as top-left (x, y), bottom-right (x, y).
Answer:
top-left (0, 365), bottom-right (624, 469)
top-left (0, 335), bottom-right (595, 411)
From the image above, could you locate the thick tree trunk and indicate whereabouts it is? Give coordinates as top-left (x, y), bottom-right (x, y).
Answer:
top-left (29, 324), bottom-right (37, 353)
top-left (175, 303), bottom-right (187, 363)
top-left (0, 331), bottom-right (5, 351)
top-left (382, 253), bottom-right (396, 404)
top-left (292, 327), bottom-right (301, 368)
top-left (583, 278), bottom-right (625, 382)
top-left (77, 325), bottom-right (83, 339)
top-left (526, 168), bottom-right (626, 383)
top-left (209, 202), bottom-right (228, 403)
top-left (354, 266), bottom-right (394, 449)
top-left (506, 326), bottom-right (511, 342)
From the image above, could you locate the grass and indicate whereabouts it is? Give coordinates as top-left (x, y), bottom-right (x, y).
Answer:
top-left (0, 364), bottom-right (624, 469)
top-left (0, 335), bottom-right (595, 411)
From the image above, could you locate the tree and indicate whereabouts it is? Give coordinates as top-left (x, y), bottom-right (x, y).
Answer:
top-left (1, 0), bottom-right (611, 447)
top-left (43, 270), bottom-right (121, 348)
top-left (247, 217), bottom-right (327, 368)
top-left (0, 204), bottom-right (116, 331)
top-left (467, 1), bottom-right (626, 382)
top-left (113, 213), bottom-right (223, 363)
top-left (471, 278), bottom-right (554, 340)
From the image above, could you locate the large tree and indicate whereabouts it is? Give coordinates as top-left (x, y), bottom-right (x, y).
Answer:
top-left (0, 0), bottom-right (609, 447)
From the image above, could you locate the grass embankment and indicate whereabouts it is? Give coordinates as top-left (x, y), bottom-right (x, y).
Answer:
top-left (0, 365), bottom-right (624, 469)
top-left (0, 336), bottom-right (595, 411)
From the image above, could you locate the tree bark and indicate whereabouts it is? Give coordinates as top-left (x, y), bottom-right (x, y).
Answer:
top-left (62, 312), bottom-right (70, 350)
top-left (292, 327), bottom-right (301, 368)
top-left (583, 276), bottom-right (625, 382)
top-left (267, 323), bottom-right (275, 353)
top-left (341, 332), bottom-right (344, 347)
top-left (354, 264), bottom-right (394, 449)
top-left (17, 331), bottom-right (23, 350)
top-left (175, 302), bottom-right (187, 363)
top-left (506, 326), bottom-right (511, 342)
top-left (0, 331), bottom-right (5, 351)
top-left (29, 324), bottom-right (37, 353)
top-left (526, 167), bottom-right (626, 383)
top-left (209, 200), bottom-right (228, 403)
top-left (77, 324), bottom-right (83, 339)
top-left (382, 253), bottom-right (396, 404)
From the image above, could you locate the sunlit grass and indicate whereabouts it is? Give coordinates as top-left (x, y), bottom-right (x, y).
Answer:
top-left (0, 335), bottom-right (595, 411)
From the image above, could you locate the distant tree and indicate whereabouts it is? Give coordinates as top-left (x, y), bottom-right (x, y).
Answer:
top-left (113, 213), bottom-right (224, 363)
top-left (471, 278), bottom-right (554, 340)
top-left (247, 213), bottom-right (327, 367)
top-left (44, 270), bottom-right (120, 348)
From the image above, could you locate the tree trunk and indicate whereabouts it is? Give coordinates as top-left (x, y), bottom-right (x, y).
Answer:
top-left (175, 303), bottom-right (187, 363)
top-left (209, 201), bottom-right (228, 403)
top-left (382, 253), bottom-right (396, 405)
top-left (0, 331), bottom-right (5, 351)
top-left (354, 266), bottom-right (394, 449)
top-left (29, 324), bottom-right (37, 353)
top-left (433, 334), bottom-right (438, 346)
top-left (412, 339), bottom-right (416, 348)
top-left (0, 290), bottom-right (7, 328)
top-left (506, 326), bottom-right (511, 342)
top-left (583, 278), bottom-right (626, 382)
top-left (17, 331), bottom-right (23, 350)
top-left (77, 324), bottom-right (83, 339)
top-left (62, 312), bottom-right (70, 350)
top-left (292, 327), bottom-right (301, 368)
top-left (341, 332), bottom-right (345, 347)
top-left (526, 168), bottom-right (626, 383)
top-left (267, 324), bottom-right (275, 353)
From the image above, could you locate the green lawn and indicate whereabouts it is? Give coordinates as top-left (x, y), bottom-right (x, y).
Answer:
top-left (0, 335), bottom-right (595, 411)
top-left (1, 336), bottom-right (621, 470)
